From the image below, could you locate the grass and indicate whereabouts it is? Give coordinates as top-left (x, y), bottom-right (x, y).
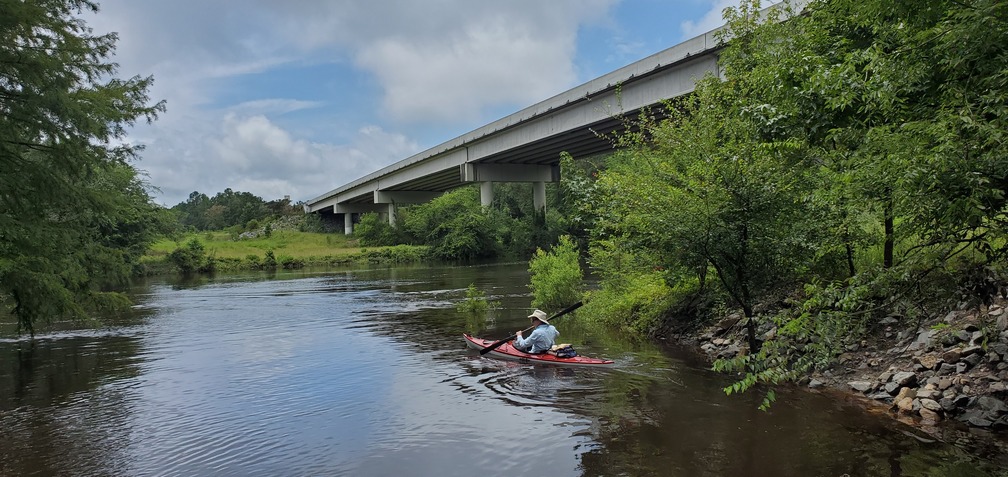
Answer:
top-left (148, 230), bottom-right (364, 260)
top-left (144, 230), bottom-right (430, 273)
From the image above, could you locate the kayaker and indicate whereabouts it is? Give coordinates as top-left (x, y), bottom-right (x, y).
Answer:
top-left (514, 309), bottom-right (559, 354)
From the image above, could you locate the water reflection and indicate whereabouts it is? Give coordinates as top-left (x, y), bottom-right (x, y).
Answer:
top-left (0, 262), bottom-right (1004, 476)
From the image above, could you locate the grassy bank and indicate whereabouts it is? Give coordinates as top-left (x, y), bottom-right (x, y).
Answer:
top-left (143, 230), bottom-right (430, 274)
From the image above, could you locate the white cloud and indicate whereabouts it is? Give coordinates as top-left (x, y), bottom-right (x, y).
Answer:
top-left (80, 0), bottom-right (627, 204)
top-left (680, 0), bottom-right (742, 39)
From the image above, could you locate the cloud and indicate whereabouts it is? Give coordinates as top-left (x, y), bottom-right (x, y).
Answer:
top-left (80, 1), bottom-right (621, 205)
top-left (680, 0), bottom-right (743, 39)
top-left (144, 113), bottom-right (417, 206)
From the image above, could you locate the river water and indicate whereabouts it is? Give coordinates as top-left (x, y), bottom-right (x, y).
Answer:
top-left (1, 262), bottom-right (1005, 476)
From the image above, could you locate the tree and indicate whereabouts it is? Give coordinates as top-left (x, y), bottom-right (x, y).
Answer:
top-left (0, 0), bottom-right (166, 335)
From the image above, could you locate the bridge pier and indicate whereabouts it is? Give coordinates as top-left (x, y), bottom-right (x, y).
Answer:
top-left (480, 181), bottom-right (494, 207)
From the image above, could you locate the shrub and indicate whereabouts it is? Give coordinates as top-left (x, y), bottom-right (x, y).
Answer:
top-left (168, 238), bottom-right (207, 274)
top-left (528, 235), bottom-right (583, 310)
top-left (456, 283), bottom-right (497, 315)
top-left (263, 249), bottom-right (277, 269)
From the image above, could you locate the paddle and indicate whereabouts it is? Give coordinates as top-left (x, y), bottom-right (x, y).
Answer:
top-left (479, 301), bottom-right (583, 355)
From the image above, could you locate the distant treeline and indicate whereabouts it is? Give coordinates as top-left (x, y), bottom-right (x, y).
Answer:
top-left (169, 189), bottom-right (304, 232)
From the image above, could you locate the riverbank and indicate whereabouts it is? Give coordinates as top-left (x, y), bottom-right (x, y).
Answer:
top-left (681, 295), bottom-right (1008, 460)
top-left (141, 227), bottom-right (431, 275)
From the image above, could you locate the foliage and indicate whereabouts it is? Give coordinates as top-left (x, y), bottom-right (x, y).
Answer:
top-left (0, 0), bottom-right (167, 334)
top-left (455, 283), bottom-right (500, 315)
top-left (171, 188), bottom-right (301, 232)
top-left (354, 212), bottom-right (411, 247)
top-left (528, 235), bottom-right (583, 310)
top-left (168, 238), bottom-right (214, 274)
top-left (404, 186), bottom-right (498, 260)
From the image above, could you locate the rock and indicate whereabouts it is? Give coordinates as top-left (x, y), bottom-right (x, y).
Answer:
top-left (990, 305), bottom-right (1005, 317)
top-left (998, 313), bottom-right (1008, 332)
top-left (938, 377), bottom-right (954, 390)
top-left (893, 371), bottom-right (917, 387)
top-left (942, 349), bottom-right (961, 364)
top-left (762, 327), bottom-right (777, 341)
top-left (920, 398), bottom-right (943, 412)
top-left (990, 382), bottom-right (1007, 394)
top-left (962, 345), bottom-right (985, 357)
top-left (990, 352), bottom-right (1002, 364)
top-left (956, 330), bottom-right (972, 343)
top-left (895, 387), bottom-right (917, 403)
top-left (964, 323), bottom-right (980, 333)
top-left (869, 392), bottom-right (893, 402)
top-left (808, 379), bottom-right (824, 389)
top-left (881, 316), bottom-right (900, 326)
top-left (957, 362), bottom-right (970, 374)
top-left (878, 370), bottom-right (894, 383)
top-left (919, 407), bottom-right (941, 423)
top-left (715, 314), bottom-right (741, 334)
top-left (937, 363), bottom-right (957, 376)
top-left (940, 398), bottom-right (957, 412)
top-left (917, 389), bottom-right (941, 400)
top-left (884, 381), bottom-right (902, 395)
top-left (953, 395), bottom-right (972, 407)
top-left (968, 415), bottom-right (994, 428)
top-left (943, 311), bottom-right (958, 323)
top-left (849, 381), bottom-right (873, 393)
top-left (976, 396), bottom-right (1008, 415)
top-left (915, 354), bottom-right (939, 370)
top-left (897, 397), bottom-right (915, 413)
top-left (963, 353), bottom-right (983, 369)
top-left (912, 329), bottom-right (935, 350)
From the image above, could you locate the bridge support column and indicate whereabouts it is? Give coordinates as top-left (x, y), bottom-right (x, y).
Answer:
top-left (480, 181), bottom-right (494, 207)
top-left (533, 181), bottom-right (546, 213)
top-left (387, 203), bottom-right (396, 225)
top-left (344, 213), bottom-right (353, 235)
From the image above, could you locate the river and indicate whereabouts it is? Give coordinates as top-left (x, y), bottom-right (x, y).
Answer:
top-left (1, 262), bottom-right (1004, 476)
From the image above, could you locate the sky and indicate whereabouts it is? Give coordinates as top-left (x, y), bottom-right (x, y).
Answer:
top-left (81, 0), bottom-right (744, 207)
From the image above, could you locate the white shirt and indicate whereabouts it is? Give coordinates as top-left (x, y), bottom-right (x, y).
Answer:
top-left (515, 324), bottom-right (559, 354)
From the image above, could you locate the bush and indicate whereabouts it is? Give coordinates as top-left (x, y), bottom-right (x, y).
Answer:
top-left (584, 271), bottom-right (683, 334)
top-left (528, 235), bottom-right (583, 309)
top-left (263, 249), bottom-right (277, 269)
top-left (168, 238), bottom-right (208, 274)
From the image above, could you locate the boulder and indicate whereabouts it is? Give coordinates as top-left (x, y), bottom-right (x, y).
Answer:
top-left (938, 377), bottom-right (954, 390)
top-left (962, 353), bottom-right (983, 369)
top-left (940, 398), bottom-right (957, 412)
top-left (884, 381), bottom-right (902, 395)
top-left (895, 387), bottom-right (917, 403)
top-left (896, 397), bottom-right (915, 413)
top-left (961, 345), bottom-right (985, 357)
top-left (976, 396), bottom-right (1008, 415)
top-left (892, 371), bottom-right (917, 387)
top-left (915, 354), bottom-right (939, 370)
top-left (919, 407), bottom-right (941, 423)
top-left (920, 398), bottom-right (943, 412)
top-left (941, 349), bottom-right (961, 364)
top-left (849, 381), bottom-right (874, 393)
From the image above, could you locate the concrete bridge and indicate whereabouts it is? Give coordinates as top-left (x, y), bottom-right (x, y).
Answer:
top-left (304, 25), bottom-right (725, 234)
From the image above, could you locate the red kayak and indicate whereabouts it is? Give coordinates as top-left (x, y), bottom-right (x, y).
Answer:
top-left (463, 334), bottom-right (615, 368)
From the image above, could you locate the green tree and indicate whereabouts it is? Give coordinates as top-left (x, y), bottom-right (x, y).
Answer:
top-left (528, 235), bottom-right (583, 310)
top-left (404, 186), bottom-right (498, 260)
top-left (0, 0), bottom-right (166, 335)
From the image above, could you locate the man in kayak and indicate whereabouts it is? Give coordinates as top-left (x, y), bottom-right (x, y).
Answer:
top-left (514, 309), bottom-right (559, 354)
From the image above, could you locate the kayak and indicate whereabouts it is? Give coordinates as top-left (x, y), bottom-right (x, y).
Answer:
top-left (463, 334), bottom-right (615, 368)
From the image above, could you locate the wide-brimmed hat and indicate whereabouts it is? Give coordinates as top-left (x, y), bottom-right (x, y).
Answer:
top-left (528, 309), bottom-right (549, 324)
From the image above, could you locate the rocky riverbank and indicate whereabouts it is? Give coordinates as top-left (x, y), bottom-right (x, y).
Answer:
top-left (686, 296), bottom-right (1008, 457)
